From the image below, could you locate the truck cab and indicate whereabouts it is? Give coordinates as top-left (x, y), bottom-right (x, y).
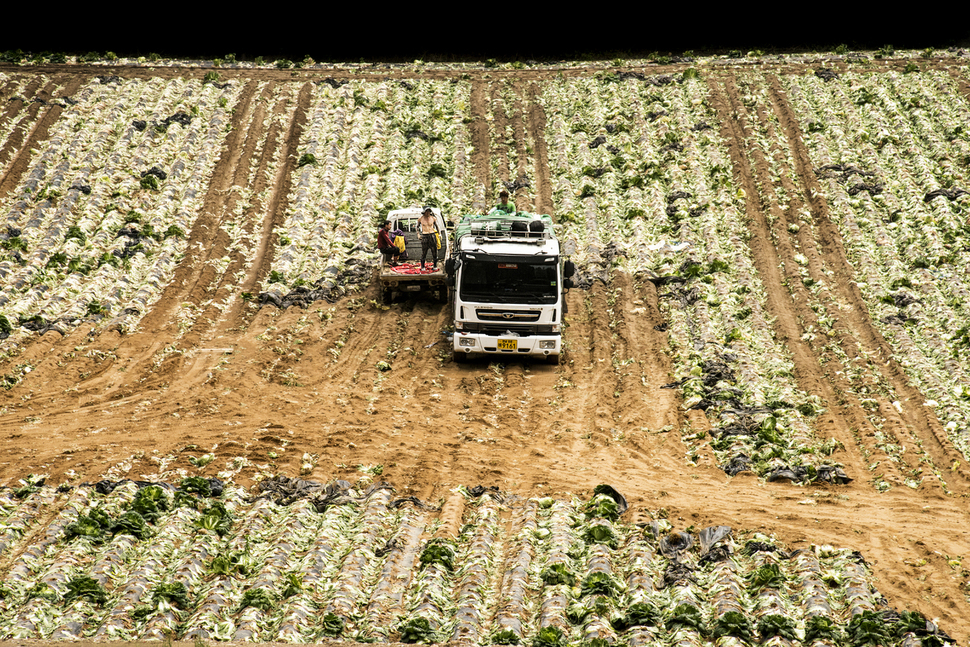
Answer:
top-left (447, 212), bottom-right (574, 364)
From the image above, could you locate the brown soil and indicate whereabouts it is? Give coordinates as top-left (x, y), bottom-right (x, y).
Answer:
top-left (0, 61), bottom-right (968, 644)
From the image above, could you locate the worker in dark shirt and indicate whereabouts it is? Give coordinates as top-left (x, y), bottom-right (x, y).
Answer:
top-left (377, 220), bottom-right (399, 264)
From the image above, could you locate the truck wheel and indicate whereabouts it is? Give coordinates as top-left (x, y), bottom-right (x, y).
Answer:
top-left (453, 350), bottom-right (467, 364)
top-left (381, 287), bottom-right (393, 305)
top-left (544, 354), bottom-right (560, 365)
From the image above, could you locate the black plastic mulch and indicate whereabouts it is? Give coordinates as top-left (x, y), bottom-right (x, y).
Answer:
top-left (252, 474), bottom-right (397, 512)
top-left (847, 182), bottom-right (884, 196)
top-left (258, 261), bottom-right (373, 309)
top-left (502, 175), bottom-right (531, 192)
top-left (660, 561), bottom-right (696, 588)
top-left (698, 525), bottom-right (732, 555)
top-left (767, 464), bottom-right (852, 484)
top-left (721, 454), bottom-right (753, 476)
top-left (815, 67), bottom-right (840, 81)
top-left (666, 191), bottom-right (692, 205)
top-left (141, 166), bottom-right (167, 180)
top-left (660, 531), bottom-right (695, 559)
top-left (924, 187), bottom-right (968, 202)
top-left (744, 540), bottom-right (792, 558)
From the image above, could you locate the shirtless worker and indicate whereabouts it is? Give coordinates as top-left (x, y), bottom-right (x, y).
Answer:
top-left (417, 207), bottom-right (440, 270)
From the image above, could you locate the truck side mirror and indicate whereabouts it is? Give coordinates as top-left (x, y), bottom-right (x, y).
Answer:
top-left (564, 260), bottom-right (576, 278)
top-left (445, 258), bottom-right (456, 276)
top-left (563, 278), bottom-right (574, 289)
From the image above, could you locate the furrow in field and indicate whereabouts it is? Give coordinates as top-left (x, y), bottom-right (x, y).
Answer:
top-left (527, 82), bottom-right (554, 216)
top-left (766, 73), bottom-right (970, 493)
top-left (0, 77), bottom-right (81, 201)
top-left (0, 76), bottom-right (44, 174)
top-left (232, 81), bottom-right (312, 328)
top-left (176, 81), bottom-right (310, 372)
top-left (509, 81), bottom-right (533, 212)
top-left (727, 72), bottom-right (911, 485)
top-left (469, 80), bottom-right (490, 209)
top-left (710, 75), bottom-right (879, 482)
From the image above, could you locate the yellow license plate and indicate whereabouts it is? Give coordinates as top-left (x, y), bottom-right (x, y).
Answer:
top-left (497, 339), bottom-right (517, 351)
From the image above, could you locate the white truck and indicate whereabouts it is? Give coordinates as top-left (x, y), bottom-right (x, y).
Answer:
top-left (378, 207), bottom-right (449, 303)
top-left (445, 211), bottom-right (575, 364)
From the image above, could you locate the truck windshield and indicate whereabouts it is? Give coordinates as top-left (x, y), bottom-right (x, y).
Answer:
top-left (459, 258), bottom-right (559, 304)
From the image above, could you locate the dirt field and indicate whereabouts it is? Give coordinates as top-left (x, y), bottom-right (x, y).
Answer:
top-left (0, 59), bottom-right (968, 644)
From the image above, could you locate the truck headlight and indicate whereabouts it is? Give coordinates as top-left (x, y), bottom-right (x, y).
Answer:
top-left (539, 340), bottom-right (557, 349)
top-left (459, 338), bottom-right (477, 347)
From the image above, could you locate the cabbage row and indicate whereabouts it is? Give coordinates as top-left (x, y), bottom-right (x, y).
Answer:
top-left (0, 75), bottom-right (240, 341)
top-left (0, 480), bottom-right (952, 645)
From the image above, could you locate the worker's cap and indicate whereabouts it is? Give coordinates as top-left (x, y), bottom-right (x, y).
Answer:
top-left (422, 206), bottom-right (433, 214)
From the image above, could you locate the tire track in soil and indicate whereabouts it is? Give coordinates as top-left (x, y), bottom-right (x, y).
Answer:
top-left (301, 297), bottom-right (467, 497)
top-left (0, 76), bottom-right (81, 201)
top-left (766, 74), bottom-right (970, 493)
top-left (174, 84), bottom-right (316, 410)
top-left (558, 277), bottom-right (628, 447)
top-left (527, 82), bottom-right (553, 217)
top-left (469, 80), bottom-right (489, 208)
top-left (609, 274), bottom-right (683, 448)
top-left (0, 77), bottom-right (51, 181)
top-left (710, 76), bottom-right (884, 483)
top-left (559, 273), bottom-right (689, 479)
top-left (759, 76), bottom-right (952, 485)
top-left (131, 80), bottom-right (260, 338)
top-left (177, 82), bottom-right (312, 405)
top-left (174, 82), bottom-right (304, 389)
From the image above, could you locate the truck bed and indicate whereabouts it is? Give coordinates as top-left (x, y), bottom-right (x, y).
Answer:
top-left (380, 261), bottom-right (445, 280)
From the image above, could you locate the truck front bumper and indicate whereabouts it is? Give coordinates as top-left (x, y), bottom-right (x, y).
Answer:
top-left (453, 332), bottom-right (560, 357)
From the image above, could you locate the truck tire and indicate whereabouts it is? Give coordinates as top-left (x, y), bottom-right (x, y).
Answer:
top-left (453, 350), bottom-right (467, 364)
top-left (381, 287), bottom-right (393, 305)
top-left (544, 354), bottom-right (559, 365)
